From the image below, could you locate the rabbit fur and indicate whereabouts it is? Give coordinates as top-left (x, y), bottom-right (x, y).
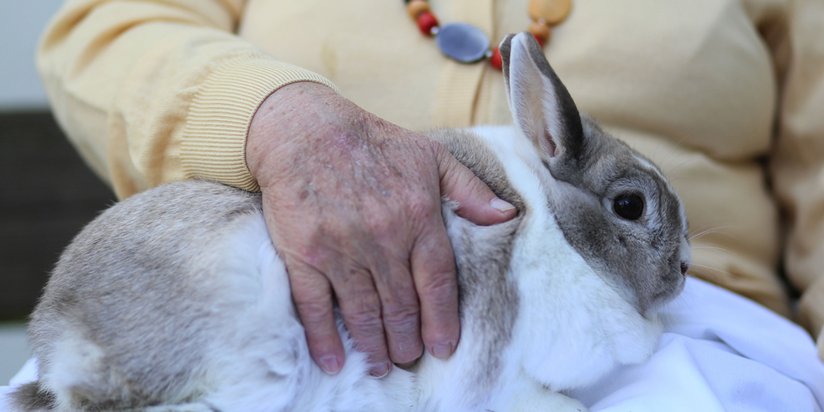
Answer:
top-left (14, 33), bottom-right (690, 411)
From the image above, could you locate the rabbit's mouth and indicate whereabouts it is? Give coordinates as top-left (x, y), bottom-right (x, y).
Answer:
top-left (639, 243), bottom-right (690, 313)
top-left (642, 274), bottom-right (686, 315)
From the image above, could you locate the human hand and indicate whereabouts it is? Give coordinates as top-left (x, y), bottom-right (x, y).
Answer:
top-left (246, 82), bottom-right (516, 377)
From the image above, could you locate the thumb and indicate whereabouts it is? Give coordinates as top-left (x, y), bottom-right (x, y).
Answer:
top-left (436, 146), bottom-right (517, 225)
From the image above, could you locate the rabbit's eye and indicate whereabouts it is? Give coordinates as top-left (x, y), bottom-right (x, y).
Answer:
top-left (613, 194), bottom-right (644, 220)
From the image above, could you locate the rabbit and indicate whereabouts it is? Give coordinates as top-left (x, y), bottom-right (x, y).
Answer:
top-left (13, 32), bottom-right (690, 412)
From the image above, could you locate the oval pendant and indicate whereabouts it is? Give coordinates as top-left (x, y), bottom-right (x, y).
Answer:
top-left (435, 23), bottom-right (490, 64)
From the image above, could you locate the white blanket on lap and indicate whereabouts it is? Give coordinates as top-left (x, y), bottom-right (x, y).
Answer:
top-left (3, 277), bottom-right (823, 411)
top-left (571, 277), bottom-right (824, 411)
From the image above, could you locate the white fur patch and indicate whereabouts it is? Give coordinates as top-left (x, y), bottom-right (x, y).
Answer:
top-left (181, 214), bottom-right (416, 412)
top-left (42, 327), bottom-right (107, 409)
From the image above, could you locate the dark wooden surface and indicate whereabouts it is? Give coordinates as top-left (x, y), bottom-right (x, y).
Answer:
top-left (1, 111), bottom-right (115, 320)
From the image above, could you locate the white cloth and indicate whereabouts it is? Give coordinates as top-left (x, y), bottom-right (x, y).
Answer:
top-left (2, 277), bottom-right (823, 411)
top-left (572, 277), bottom-right (824, 411)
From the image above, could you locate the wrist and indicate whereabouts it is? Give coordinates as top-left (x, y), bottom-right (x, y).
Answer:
top-left (246, 82), bottom-right (340, 183)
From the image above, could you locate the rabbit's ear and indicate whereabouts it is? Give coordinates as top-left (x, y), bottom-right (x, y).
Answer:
top-left (500, 32), bottom-right (584, 162)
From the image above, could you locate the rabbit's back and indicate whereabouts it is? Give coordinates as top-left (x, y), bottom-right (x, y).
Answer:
top-left (28, 180), bottom-right (413, 411)
top-left (29, 182), bottom-right (290, 408)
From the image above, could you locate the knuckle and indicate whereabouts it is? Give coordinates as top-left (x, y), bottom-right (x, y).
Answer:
top-left (382, 302), bottom-right (420, 331)
top-left (294, 299), bottom-right (333, 330)
top-left (346, 314), bottom-right (387, 356)
top-left (365, 213), bottom-right (395, 239)
top-left (417, 270), bottom-right (458, 306)
top-left (427, 139), bottom-right (447, 159)
top-left (342, 295), bottom-right (383, 330)
top-left (300, 248), bottom-right (332, 269)
top-left (382, 301), bottom-right (423, 364)
top-left (293, 294), bottom-right (331, 316)
top-left (284, 242), bottom-right (336, 271)
top-left (406, 193), bottom-right (438, 221)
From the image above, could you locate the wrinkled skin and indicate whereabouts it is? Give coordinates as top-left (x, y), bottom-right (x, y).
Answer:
top-left (246, 82), bottom-right (516, 377)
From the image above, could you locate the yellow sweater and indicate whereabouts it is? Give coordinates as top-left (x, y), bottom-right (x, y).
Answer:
top-left (38, 0), bottom-right (824, 356)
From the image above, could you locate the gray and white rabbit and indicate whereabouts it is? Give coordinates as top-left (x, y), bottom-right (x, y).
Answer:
top-left (14, 33), bottom-right (690, 411)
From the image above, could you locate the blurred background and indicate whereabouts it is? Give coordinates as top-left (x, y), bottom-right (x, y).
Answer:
top-left (0, 1), bottom-right (115, 382)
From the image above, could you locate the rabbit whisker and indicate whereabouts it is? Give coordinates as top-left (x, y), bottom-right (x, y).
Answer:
top-left (688, 262), bottom-right (734, 278)
top-left (690, 245), bottom-right (735, 256)
top-left (688, 225), bottom-right (736, 242)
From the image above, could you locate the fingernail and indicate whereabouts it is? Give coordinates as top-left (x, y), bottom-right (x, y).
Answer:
top-left (319, 354), bottom-right (341, 374)
top-left (369, 361), bottom-right (392, 378)
top-left (490, 197), bottom-right (515, 213)
top-left (397, 360), bottom-right (416, 369)
top-left (430, 342), bottom-right (454, 359)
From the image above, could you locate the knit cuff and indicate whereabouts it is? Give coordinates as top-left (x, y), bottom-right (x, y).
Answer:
top-left (181, 56), bottom-right (337, 191)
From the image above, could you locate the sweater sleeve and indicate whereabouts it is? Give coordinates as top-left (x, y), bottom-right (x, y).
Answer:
top-left (37, 0), bottom-right (337, 197)
top-left (767, 0), bottom-right (824, 358)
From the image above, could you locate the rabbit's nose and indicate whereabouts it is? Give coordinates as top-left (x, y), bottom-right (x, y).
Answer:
top-left (680, 261), bottom-right (689, 275)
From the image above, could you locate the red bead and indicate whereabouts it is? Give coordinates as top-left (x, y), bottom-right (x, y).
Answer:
top-left (489, 47), bottom-right (502, 70)
top-left (416, 11), bottom-right (439, 36)
top-left (528, 21), bottom-right (550, 46)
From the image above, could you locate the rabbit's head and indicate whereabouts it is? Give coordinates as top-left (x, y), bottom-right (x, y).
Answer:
top-left (500, 32), bottom-right (689, 315)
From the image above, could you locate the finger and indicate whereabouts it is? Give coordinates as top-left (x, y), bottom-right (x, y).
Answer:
top-left (288, 260), bottom-right (345, 375)
top-left (333, 267), bottom-right (392, 377)
top-left (410, 219), bottom-right (460, 360)
top-left (370, 254), bottom-right (423, 365)
top-left (436, 146), bottom-right (517, 225)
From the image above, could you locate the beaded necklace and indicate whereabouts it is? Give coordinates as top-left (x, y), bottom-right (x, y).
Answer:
top-left (404, 0), bottom-right (571, 70)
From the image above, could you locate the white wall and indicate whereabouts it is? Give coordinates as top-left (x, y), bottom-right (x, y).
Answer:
top-left (0, 0), bottom-right (64, 111)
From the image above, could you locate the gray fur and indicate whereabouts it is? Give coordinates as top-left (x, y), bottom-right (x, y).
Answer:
top-left (443, 206), bottom-right (522, 396)
top-left (11, 381), bottom-right (54, 410)
top-left (26, 182), bottom-right (264, 409)
top-left (431, 129), bottom-right (524, 395)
